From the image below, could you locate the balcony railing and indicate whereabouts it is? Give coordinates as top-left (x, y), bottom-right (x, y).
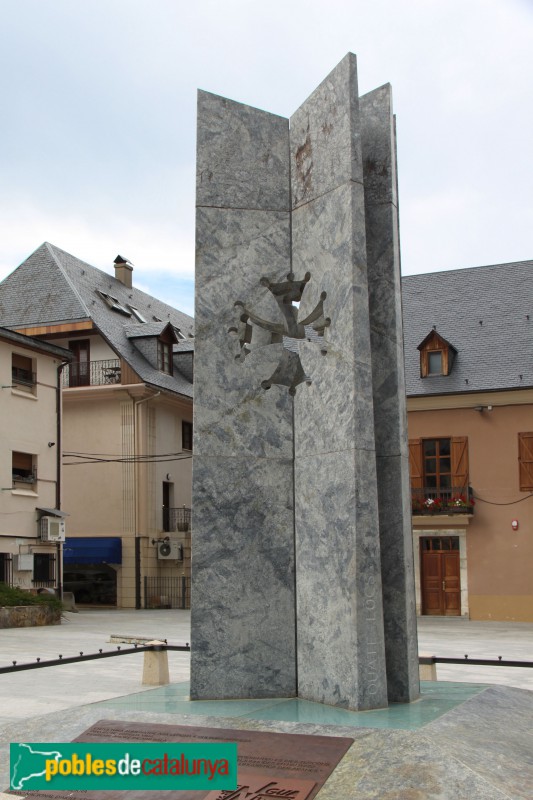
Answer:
top-left (12, 367), bottom-right (36, 388)
top-left (12, 466), bottom-right (37, 488)
top-left (163, 507), bottom-right (191, 533)
top-left (412, 486), bottom-right (475, 515)
top-left (62, 359), bottom-right (121, 388)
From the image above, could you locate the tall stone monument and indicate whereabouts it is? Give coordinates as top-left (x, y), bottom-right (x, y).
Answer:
top-left (191, 53), bottom-right (419, 711)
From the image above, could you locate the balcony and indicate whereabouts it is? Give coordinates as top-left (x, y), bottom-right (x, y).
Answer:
top-left (62, 359), bottom-right (121, 388)
top-left (163, 507), bottom-right (191, 533)
top-left (412, 486), bottom-right (475, 516)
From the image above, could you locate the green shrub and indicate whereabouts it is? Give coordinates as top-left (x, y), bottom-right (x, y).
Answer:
top-left (0, 582), bottom-right (63, 610)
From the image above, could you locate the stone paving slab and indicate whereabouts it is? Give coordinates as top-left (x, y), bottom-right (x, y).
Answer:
top-left (1, 686), bottom-right (532, 798)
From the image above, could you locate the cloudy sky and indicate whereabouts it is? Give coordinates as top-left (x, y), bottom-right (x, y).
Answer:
top-left (1, 0), bottom-right (532, 316)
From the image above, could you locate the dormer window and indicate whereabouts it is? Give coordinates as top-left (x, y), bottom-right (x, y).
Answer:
top-left (418, 330), bottom-right (457, 378)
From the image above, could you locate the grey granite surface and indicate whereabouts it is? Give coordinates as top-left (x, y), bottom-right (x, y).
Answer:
top-left (2, 685), bottom-right (531, 798)
top-left (290, 59), bottom-right (388, 711)
top-left (424, 684), bottom-right (533, 799)
top-left (361, 83), bottom-right (419, 704)
top-left (290, 53), bottom-right (363, 209)
top-left (192, 53), bottom-right (420, 713)
top-left (192, 85), bottom-right (296, 700)
top-left (196, 90), bottom-right (290, 211)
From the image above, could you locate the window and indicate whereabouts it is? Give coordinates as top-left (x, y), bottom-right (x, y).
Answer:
top-left (0, 553), bottom-right (13, 585)
top-left (518, 432), bottom-right (533, 491)
top-left (182, 421), bottom-right (193, 451)
top-left (12, 452), bottom-right (36, 487)
top-left (128, 305), bottom-right (147, 323)
top-left (33, 553), bottom-right (55, 585)
top-left (97, 291), bottom-right (131, 316)
top-left (427, 351), bottom-right (443, 375)
top-left (157, 340), bottom-right (173, 375)
top-left (12, 353), bottom-right (35, 390)
top-left (423, 438), bottom-right (451, 491)
top-left (417, 330), bottom-right (457, 378)
top-left (409, 436), bottom-right (469, 502)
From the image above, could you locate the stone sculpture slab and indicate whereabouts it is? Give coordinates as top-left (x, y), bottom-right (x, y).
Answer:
top-left (191, 53), bottom-right (419, 710)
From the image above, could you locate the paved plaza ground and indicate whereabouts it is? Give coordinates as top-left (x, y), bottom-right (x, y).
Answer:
top-left (0, 609), bottom-right (531, 723)
top-left (1, 609), bottom-right (532, 797)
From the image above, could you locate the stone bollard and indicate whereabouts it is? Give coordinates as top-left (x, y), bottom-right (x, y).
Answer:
top-left (419, 655), bottom-right (437, 681)
top-left (142, 640), bottom-right (170, 685)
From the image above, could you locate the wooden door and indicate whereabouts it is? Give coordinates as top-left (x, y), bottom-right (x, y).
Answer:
top-left (421, 537), bottom-right (461, 616)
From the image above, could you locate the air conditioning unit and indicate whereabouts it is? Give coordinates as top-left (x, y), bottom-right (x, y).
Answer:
top-left (157, 540), bottom-right (183, 561)
top-left (40, 516), bottom-right (66, 542)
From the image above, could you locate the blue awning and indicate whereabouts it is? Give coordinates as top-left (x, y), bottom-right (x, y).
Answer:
top-left (63, 537), bottom-right (122, 565)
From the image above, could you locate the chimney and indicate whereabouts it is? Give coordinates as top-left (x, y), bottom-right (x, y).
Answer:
top-left (114, 254), bottom-right (133, 289)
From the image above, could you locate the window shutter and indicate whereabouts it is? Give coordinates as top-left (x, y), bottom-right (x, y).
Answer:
top-left (409, 439), bottom-right (423, 491)
top-left (518, 432), bottom-right (533, 491)
top-left (451, 437), bottom-right (469, 493)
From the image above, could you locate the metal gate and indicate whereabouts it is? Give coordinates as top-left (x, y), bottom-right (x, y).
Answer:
top-left (144, 576), bottom-right (190, 609)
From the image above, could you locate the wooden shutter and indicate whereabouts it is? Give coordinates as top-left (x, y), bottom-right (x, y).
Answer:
top-left (409, 439), bottom-right (424, 491)
top-left (518, 433), bottom-right (533, 491)
top-left (451, 437), bottom-right (469, 493)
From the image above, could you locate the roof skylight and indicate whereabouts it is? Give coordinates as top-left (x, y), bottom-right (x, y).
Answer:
top-left (97, 291), bottom-right (131, 316)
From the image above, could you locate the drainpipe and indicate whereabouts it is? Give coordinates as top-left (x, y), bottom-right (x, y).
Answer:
top-left (131, 391), bottom-right (160, 609)
top-left (55, 361), bottom-right (68, 600)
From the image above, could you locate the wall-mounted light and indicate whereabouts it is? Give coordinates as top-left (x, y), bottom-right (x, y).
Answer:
top-left (511, 519), bottom-right (519, 531)
top-left (166, 473), bottom-right (172, 481)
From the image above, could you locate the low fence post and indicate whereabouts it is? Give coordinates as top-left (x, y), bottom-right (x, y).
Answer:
top-left (419, 654), bottom-right (437, 681)
top-left (142, 641), bottom-right (170, 685)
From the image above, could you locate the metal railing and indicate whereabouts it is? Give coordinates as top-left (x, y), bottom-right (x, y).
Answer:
top-left (62, 359), bottom-right (121, 388)
top-left (420, 654), bottom-right (533, 668)
top-left (0, 642), bottom-right (191, 675)
top-left (145, 576), bottom-right (190, 609)
top-left (12, 466), bottom-right (37, 487)
top-left (412, 485), bottom-right (475, 514)
top-left (11, 367), bottom-right (36, 388)
top-left (163, 507), bottom-right (191, 533)
top-left (0, 647), bottom-right (529, 677)
top-left (0, 559), bottom-right (13, 587)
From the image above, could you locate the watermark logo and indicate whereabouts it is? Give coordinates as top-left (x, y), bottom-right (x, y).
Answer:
top-left (10, 742), bottom-right (237, 791)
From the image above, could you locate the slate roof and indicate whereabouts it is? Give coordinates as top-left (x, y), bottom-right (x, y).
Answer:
top-left (402, 259), bottom-right (533, 396)
top-left (0, 243), bottom-right (194, 399)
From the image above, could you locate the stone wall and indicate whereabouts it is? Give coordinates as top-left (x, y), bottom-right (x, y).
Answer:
top-left (0, 604), bottom-right (61, 628)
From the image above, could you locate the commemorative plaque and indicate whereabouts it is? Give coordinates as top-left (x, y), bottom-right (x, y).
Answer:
top-left (9, 719), bottom-right (353, 799)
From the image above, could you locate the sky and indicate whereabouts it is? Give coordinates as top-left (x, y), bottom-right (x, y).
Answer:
top-left (1, 0), bottom-right (532, 317)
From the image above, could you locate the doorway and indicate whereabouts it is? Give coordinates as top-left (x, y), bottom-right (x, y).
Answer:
top-left (421, 536), bottom-right (461, 616)
top-left (69, 339), bottom-right (90, 387)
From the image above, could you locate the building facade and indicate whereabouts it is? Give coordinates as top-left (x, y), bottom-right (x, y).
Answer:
top-left (0, 327), bottom-right (71, 591)
top-left (0, 244), bottom-right (194, 608)
top-left (403, 261), bottom-right (533, 621)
